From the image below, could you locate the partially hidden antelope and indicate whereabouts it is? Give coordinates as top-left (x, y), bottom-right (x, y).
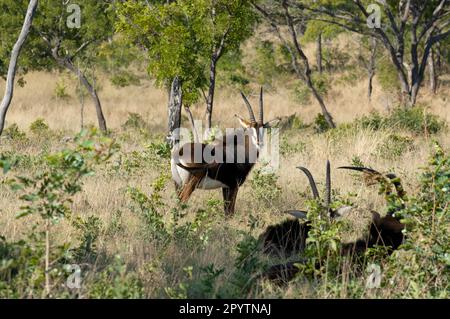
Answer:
top-left (171, 88), bottom-right (279, 216)
top-left (259, 162), bottom-right (406, 283)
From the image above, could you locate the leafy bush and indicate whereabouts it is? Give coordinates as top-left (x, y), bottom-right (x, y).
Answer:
top-left (377, 134), bottom-right (415, 159)
top-left (29, 118), bottom-right (49, 135)
top-left (87, 256), bottom-right (144, 299)
top-left (122, 112), bottom-right (148, 131)
top-left (128, 176), bottom-right (169, 243)
top-left (250, 168), bottom-right (282, 206)
top-left (3, 124), bottom-right (27, 141)
top-left (280, 135), bottom-right (306, 156)
top-left (72, 215), bottom-right (103, 261)
top-left (294, 74), bottom-right (329, 105)
top-left (129, 176), bottom-right (220, 250)
top-left (314, 113), bottom-right (333, 133)
top-left (359, 107), bottom-right (446, 134)
top-left (0, 129), bottom-right (118, 298)
top-left (388, 107), bottom-right (445, 134)
top-left (322, 45), bottom-right (351, 72)
top-left (252, 40), bottom-right (279, 85)
top-left (377, 58), bottom-right (400, 93)
top-left (228, 74), bottom-right (250, 86)
top-left (381, 143), bottom-right (449, 298)
top-left (294, 84), bottom-right (312, 105)
top-left (54, 79), bottom-right (70, 100)
top-left (111, 71), bottom-right (141, 88)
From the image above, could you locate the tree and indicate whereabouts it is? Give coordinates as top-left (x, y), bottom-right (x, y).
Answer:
top-left (252, 0), bottom-right (336, 128)
top-left (296, 0), bottom-right (450, 107)
top-left (116, 0), bottom-right (256, 128)
top-left (0, 0), bottom-right (115, 132)
top-left (357, 36), bottom-right (379, 100)
top-left (302, 20), bottom-right (344, 74)
top-left (0, 0), bottom-right (38, 135)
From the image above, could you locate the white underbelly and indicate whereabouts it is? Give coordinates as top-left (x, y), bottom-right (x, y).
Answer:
top-left (197, 176), bottom-right (227, 189)
top-left (171, 158), bottom-right (227, 190)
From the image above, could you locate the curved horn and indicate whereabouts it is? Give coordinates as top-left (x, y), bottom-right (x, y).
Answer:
top-left (297, 166), bottom-right (320, 199)
top-left (337, 166), bottom-right (381, 175)
top-left (325, 160), bottom-right (331, 215)
top-left (259, 87), bottom-right (264, 125)
top-left (385, 173), bottom-right (407, 200)
top-left (240, 92), bottom-right (256, 125)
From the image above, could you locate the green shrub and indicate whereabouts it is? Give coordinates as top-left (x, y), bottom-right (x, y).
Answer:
top-left (388, 107), bottom-right (445, 134)
top-left (295, 75), bottom-right (330, 105)
top-left (280, 135), bottom-right (306, 156)
top-left (72, 215), bottom-right (103, 261)
top-left (322, 45), bottom-right (351, 72)
top-left (29, 118), bottom-right (49, 135)
top-left (3, 124), bottom-right (27, 141)
top-left (359, 107), bottom-right (446, 134)
top-left (252, 40), bottom-right (278, 85)
top-left (54, 80), bottom-right (70, 100)
top-left (314, 113), bottom-right (332, 133)
top-left (129, 177), bottom-right (220, 250)
top-left (250, 168), bottom-right (281, 205)
top-left (110, 71), bottom-right (141, 88)
top-left (381, 143), bottom-right (449, 298)
top-left (377, 134), bottom-right (415, 159)
top-left (294, 84), bottom-right (312, 105)
top-left (128, 177), bottom-right (169, 243)
top-left (87, 256), bottom-right (144, 299)
top-left (122, 112), bottom-right (148, 131)
top-left (359, 111), bottom-right (385, 130)
top-left (0, 129), bottom-right (117, 298)
top-left (377, 58), bottom-right (400, 93)
top-left (228, 74), bottom-right (250, 86)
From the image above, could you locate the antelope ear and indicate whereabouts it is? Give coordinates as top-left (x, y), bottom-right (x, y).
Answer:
top-left (235, 114), bottom-right (252, 128)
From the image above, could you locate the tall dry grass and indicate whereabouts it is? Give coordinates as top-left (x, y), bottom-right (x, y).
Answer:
top-left (0, 58), bottom-right (449, 298)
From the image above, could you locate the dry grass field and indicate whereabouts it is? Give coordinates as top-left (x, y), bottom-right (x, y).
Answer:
top-left (1, 43), bottom-right (449, 298)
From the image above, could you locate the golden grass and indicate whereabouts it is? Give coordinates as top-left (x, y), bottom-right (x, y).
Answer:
top-left (0, 66), bottom-right (449, 298)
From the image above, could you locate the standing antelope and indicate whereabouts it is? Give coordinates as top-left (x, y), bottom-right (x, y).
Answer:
top-left (171, 88), bottom-right (278, 216)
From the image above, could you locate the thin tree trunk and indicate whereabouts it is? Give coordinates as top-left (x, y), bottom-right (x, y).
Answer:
top-left (280, 1), bottom-right (335, 128)
top-left (0, 0), bottom-right (39, 135)
top-left (206, 56), bottom-right (218, 129)
top-left (367, 37), bottom-right (377, 101)
top-left (167, 76), bottom-right (182, 147)
top-left (53, 56), bottom-right (107, 132)
top-left (316, 32), bottom-right (323, 74)
top-left (428, 49), bottom-right (437, 94)
top-left (79, 69), bottom-right (107, 132)
top-left (44, 219), bottom-right (50, 297)
top-left (410, 82), bottom-right (420, 106)
top-left (184, 106), bottom-right (199, 143)
top-left (368, 70), bottom-right (375, 101)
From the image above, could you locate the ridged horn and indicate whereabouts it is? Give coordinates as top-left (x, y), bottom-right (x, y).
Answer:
top-left (259, 87), bottom-right (264, 125)
top-left (337, 166), bottom-right (380, 175)
top-left (240, 92), bottom-right (256, 125)
top-left (338, 166), bottom-right (407, 209)
top-left (297, 166), bottom-right (320, 199)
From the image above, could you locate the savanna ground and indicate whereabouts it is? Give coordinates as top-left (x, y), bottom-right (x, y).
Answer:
top-left (0, 35), bottom-right (449, 299)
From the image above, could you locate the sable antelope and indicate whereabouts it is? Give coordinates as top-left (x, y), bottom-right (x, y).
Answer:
top-left (260, 161), bottom-right (351, 257)
top-left (171, 88), bottom-right (279, 216)
top-left (259, 163), bottom-right (406, 283)
top-left (338, 166), bottom-right (406, 255)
